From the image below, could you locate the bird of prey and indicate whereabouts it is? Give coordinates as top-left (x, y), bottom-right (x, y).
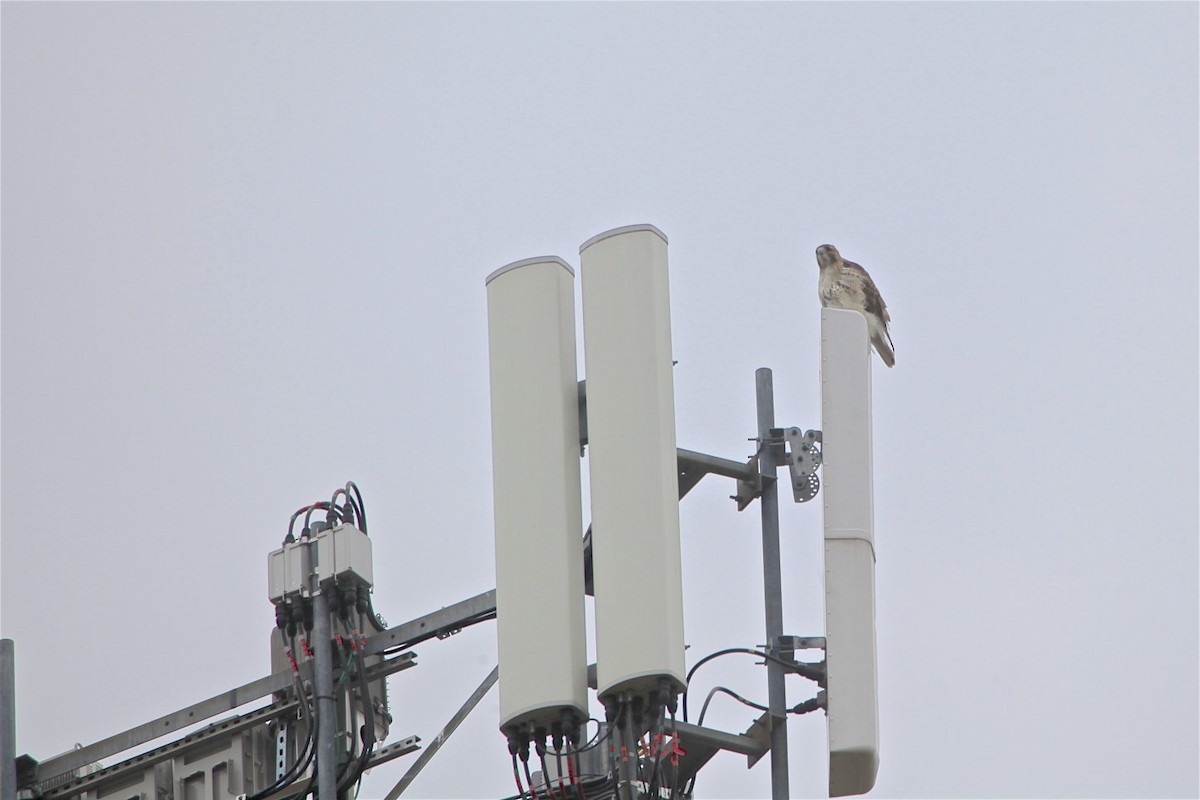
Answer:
top-left (816, 244), bottom-right (895, 367)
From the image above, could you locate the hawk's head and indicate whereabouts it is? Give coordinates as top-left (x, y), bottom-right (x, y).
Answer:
top-left (816, 244), bottom-right (841, 268)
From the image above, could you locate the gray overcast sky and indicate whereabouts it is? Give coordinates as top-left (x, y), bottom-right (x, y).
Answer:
top-left (2, 2), bottom-right (1197, 798)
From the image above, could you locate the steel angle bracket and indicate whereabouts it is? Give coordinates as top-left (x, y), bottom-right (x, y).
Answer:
top-left (736, 427), bottom-right (787, 511)
top-left (776, 635), bottom-right (827, 654)
top-left (733, 453), bottom-right (762, 511)
top-left (783, 427), bottom-right (822, 503)
top-left (743, 712), bottom-right (773, 768)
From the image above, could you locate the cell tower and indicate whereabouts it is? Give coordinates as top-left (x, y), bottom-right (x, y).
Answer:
top-left (486, 225), bottom-right (881, 800)
top-left (1, 224), bottom-right (880, 800)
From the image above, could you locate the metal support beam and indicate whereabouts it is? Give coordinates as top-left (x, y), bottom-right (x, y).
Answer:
top-left (382, 666), bottom-right (498, 800)
top-left (33, 591), bottom-right (493, 785)
top-left (677, 448), bottom-right (757, 501)
top-left (676, 448), bottom-right (757, 483)
top-left (582, 376), bottom-right (757, 497)
top-left (673, 719), bottom-right (769, 759)
top-left (34, 664), bottom-right (296, 781)
top-left (311, 589), bottom-right (337, 800)
top-left (584, 449), bottom-right (759, 595)
top-left (253, 735), bottom-right (423, 800)
top-left (363, 590), bottom-right (496, 656)
top-left (36, 654), bottom-right (417, 800)
top-left (366, 736), bottom-right (421, 770)
top-left (756, 368), bottom-right (790, 800)
top-left (41, 699), bottom-right (299, 799)
top-left (2, 639), bottom-right (16, 800)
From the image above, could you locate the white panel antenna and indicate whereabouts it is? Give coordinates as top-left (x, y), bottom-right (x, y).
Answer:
top-left (580, 225), bottom-right (687, 701)
top-left (821, 307), bottom-right (881, 797)
top-left (486, 257), bottom-right (589, 740)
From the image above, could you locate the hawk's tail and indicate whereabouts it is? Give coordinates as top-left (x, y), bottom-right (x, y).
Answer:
top-left (871, 332), bottom-right (895, 368)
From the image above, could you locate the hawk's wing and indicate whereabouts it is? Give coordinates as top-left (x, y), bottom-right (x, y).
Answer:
top-left (843, 259), bottom-right (890, 325)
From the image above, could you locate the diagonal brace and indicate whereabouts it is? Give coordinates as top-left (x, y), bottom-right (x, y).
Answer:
top-left (382, 666), bottom-right (498, 800)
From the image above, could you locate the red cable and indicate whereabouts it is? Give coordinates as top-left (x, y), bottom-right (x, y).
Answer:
top-left (512, 754), bottom-right (526, 799)
top-left (524, 759), bottom-right (541, 800)
top-left (566, 752), bottom-right (584, 800)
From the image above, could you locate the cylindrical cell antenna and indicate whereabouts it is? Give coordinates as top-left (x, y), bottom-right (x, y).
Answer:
top-left (821, 307), bottom-right (881, 797)
top-left (580, 225), bottom-right (687, 701)
top-left (486, 257), bottom-right (589, 740)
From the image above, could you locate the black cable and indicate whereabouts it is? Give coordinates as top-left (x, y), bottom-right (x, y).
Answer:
top-left (572, 752), bottom-right (587, 800)
top-left (303, 501), bottom-right (344, 533)
top-left (278, 779), bottom-right (309, 800)
top-left (554, 749), bottom-right (566, 800)
top-left (536, 742), bottom-right (560, 800)
top-left (346, 481), bottom-right (366, 533)
top-left (248, 637), bottom-right (316, 800)
top-left (272, 612), bottom-right (364, 800)
top-left (552, 717), bottom-right (616, 757)
top-left (288, 636), bottom-right (316, 763)
top-left (646, 704), bottom-right (667, 799)
top-left (281, 767), bottom-right (318, 800)
top-left (287, 506), bottom-right (309, 543)
top-left (511, 751), bottom-right (527, 800)
top-left (337, 617), bottom-right (378, 794)
top-left (270, 739), bottom-right (315, 799)
top-left (790, 695), bottom-right (824, 715)
top-left (329, 488), bottom-right (352, 526)
top-left (286, 480), bottom-right (366, 545)
top-left (363, 592), bottom-right (388, 633)
top-left (521, 752), bottom-right (540, 800)
top-left (621, 700), bottom-right (638, 792)
top-left (667, 709), bottom-right (680, 800)
top-left (605, 703), bottom-right (622, 790)
top-left (697, 684), bottom-right (823, 726)
top-left (498, 772), bottom-right (618, 800)
top-left (696, 685), bottom-right (768, 726)
top-left (351, 621), bottom-right (377, 751)
top-left (378, 609), bottom-right (496, 654)
top-left (682, 647), bottom-right (824, 722)
top-left (685, 689), bottom-right (822, 798)
top-left (248, 729), bottom-right (313, 800)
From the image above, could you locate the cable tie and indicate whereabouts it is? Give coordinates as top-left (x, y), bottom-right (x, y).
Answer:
top-left (667, 737), bottom-right (685, 766)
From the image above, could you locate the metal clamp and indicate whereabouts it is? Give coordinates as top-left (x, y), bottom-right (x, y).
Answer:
top-left (775, 635), bottom-right (826, 653)
top-left (783, 428), bottom-right (822, 503)
top-left (732, 427), bottom-right (822, 509)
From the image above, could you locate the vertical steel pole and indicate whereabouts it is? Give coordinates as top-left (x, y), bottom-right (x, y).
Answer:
top-left (756, 368), bottom-right (790, 800)
top-left (1, 639), bottom-right (16, 800)
top-left (312, 589), bottom-right (338, 800)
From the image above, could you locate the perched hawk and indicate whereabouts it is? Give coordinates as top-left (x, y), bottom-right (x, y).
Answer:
top-left (816, 244), bottom-right (895, 367)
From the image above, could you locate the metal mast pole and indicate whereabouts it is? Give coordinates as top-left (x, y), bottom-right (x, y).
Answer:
top-left (2, 639), bottom-right (16, 800)
top-left (312, 588), bottom-right (338, 800)
top-left (755, 368), bottom-right (790, 800)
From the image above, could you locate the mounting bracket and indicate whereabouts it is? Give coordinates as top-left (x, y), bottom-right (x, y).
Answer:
top-left (733, 427), bottom-right (823, 509)
top-left (783, 427), bottom-right (822, 503)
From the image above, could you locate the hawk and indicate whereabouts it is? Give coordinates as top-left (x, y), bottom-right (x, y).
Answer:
top-left (816, 244), bottom-right (895, 367)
